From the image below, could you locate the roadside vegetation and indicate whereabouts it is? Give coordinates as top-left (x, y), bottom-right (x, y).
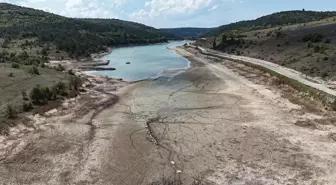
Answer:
top-left (197, 10), bottom-right (336, 79)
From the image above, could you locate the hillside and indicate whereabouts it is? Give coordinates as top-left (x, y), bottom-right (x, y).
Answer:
top-left (197, 16), bottom-right (336, 79)
top-left (0, 3), bottom-right (176, 61)
top-left (160, 27), bottom-right (214, 39)
top-left (203, 10), bottom-right (336, 37)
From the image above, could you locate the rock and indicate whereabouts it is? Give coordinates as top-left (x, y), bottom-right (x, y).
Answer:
top-left (45, 109), bottom-right (58, 117)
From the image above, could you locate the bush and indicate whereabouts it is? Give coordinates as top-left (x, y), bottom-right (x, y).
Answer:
top-left (50, 85), bottom-right (58, 100)
top-left (40, 86), bottom-right (52, 100)
top-left (68, 76), bottom-right (82, 90)
top-left (56, 64), bottom-right (65, 71)
top-left (302, 33), bottom-right (323, 43)
top-left (321, 72), bottom-right (329, 78)
top-left (5, 105), bottom-right (16, 119)
top-left (54, 81), bottom-right (67, 96)
top-left (332, 99), bottom-right (336, 111)
top-left (314, 45), bottom-right (320, 53)
top-left (68, 69), bottom-right (75, 75)
top-left (30, 86), bottom-right (45, 104)
top-left (21, 90), bottom-right (28, 100)
top-left (306, 41), bottom-right (312, 48)
top-left (28, 65), bottom-right (39, 75)
top-left (11, 62), bottom-right (20, 68)
top-left (324, 38), bottom-right (331, 43)
top-left (22, 101), bottom-right (33, 112)
top-left (266, 31), bottom-right (272, 37)
top-left (8, 73), bottom-right (14, 77)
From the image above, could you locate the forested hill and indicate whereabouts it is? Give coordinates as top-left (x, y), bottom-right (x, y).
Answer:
top-left (203, 10), bottom-right (336, 37)
top-left (0, 3), bottom-right (177, 59)
top-left (160, 27), bottom-right (215, 39)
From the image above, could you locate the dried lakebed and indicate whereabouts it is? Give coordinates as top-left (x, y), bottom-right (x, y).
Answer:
top-left (1, 46), bottom-right (336, 185)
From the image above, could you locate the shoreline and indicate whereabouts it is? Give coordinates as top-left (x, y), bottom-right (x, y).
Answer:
top-left (85, 43), bottom-right (191, 83)
top-left (0, 43), bottom-right (194, 161)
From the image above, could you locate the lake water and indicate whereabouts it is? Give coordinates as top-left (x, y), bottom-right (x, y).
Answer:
top-left (95, 41), bottom-right (190, 81)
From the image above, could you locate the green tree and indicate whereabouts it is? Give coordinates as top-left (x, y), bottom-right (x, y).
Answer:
top-left (212, 38), bottom-right (217, 49)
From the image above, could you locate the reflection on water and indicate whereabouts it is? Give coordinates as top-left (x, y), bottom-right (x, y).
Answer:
top-left (95, 41), bottom-right (190, 81)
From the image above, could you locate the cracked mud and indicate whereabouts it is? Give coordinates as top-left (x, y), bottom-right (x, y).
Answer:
top-left (1, 48), bottom-right (336, 185)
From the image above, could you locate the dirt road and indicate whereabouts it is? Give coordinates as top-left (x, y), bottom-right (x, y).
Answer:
top-left (1, 47), bottom-right (336, 185)
top-left (195, 46), bottom-right (336, 97)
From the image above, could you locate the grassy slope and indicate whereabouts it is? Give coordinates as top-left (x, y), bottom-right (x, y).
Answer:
top-left (203, 10), bottom-right (336, 37)
top-left (198, 14), bottom-right (336, 79)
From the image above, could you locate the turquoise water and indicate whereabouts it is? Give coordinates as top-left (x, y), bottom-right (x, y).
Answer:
top-left (95, 41), bottom-right (190, 81)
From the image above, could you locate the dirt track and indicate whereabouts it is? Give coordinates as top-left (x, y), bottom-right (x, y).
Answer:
top-left (1, 47), bottom-right (336, 185)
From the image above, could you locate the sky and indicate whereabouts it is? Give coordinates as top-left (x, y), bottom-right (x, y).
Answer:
top-left (1, 0), bottom-right (336, 28)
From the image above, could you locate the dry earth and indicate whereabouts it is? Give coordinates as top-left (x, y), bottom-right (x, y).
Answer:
top-left (1, 47), bottom-right (336, 185)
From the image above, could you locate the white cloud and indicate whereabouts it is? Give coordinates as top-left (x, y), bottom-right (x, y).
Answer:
top-left (131, 0), bottom-right (214, 24)
top-left (15, 0), bottom-right (126, 18)
top-left (65, 0), bottom-right (82, 9)
top-left (209, 4), bottom-right (218, 11)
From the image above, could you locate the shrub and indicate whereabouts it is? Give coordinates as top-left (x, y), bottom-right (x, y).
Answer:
top-left (302, 33), bottom-right (323, 43)
top-left (5, 105), bottom-right (16, 119)
top-left (8, 73), bottom-right (14, 77)
top-left (21, 90), bottom-right (28, 100)
top-left (28, 66), bottom-right (40, 75)
top-left (324, 38), bottom-right (331, 43)
top-left (68, 69), bottom-right (75, 75)
top-left (22, 101), bottom-right (33, 112)
top-left (266, 31), bottom-right (272, 37)
top-left (322, 72), bottom-right (329, 78)
top-left (50, 85), bottom-right (58, 100)
top-left (306, 41), bottom-right (312, 48)
top-left (56, 64), bottom-right (65, 71)
top-left (40, 86), bottom-right (52, 100)
top-left (30, 86), bottom-right (45, 104)
top-left (68, 76), bottom-right (82, 90)
top-left (11, 62), bottom-right (20, 68)
top-left (314, 45), bottom-right (321, 53)
top-left (332, 99), bottom-right (336, 111)
top-left (54, 81), bottom-right (67, 96)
